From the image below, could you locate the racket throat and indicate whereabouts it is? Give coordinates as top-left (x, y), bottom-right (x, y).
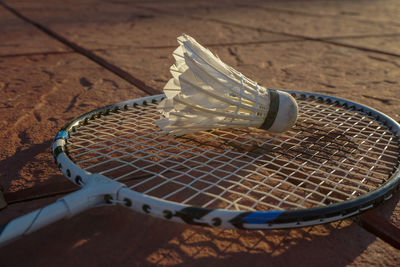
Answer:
top-left (60, 174), bottom-right (126, 217)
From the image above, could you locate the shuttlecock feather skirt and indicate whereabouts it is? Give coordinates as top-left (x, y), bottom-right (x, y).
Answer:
top-left (156, 34), bottom-right (297, 136)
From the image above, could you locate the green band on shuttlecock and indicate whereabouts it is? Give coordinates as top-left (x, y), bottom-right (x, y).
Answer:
top-left (260, 89), bottom-right (280, 130)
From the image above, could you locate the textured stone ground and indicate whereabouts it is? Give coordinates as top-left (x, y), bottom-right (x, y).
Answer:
top-left (0, 0), bottom-right (400, 266)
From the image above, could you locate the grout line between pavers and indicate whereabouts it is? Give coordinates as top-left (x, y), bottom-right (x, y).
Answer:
top-left (0, 1), bottom-right (159, 96)
top-left (0, 49), bottom-right (105, 59)
top-left (317, 39), bottom-right (400, 57)
top-left (325, 33), bottom-right (400, 40)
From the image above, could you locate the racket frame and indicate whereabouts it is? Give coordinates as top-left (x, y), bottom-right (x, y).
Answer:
top-left (52, 91), bottom-right (400, 230)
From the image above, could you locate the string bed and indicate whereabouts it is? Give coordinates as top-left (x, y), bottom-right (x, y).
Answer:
top-left (65, 95), bottom-right (400, 212)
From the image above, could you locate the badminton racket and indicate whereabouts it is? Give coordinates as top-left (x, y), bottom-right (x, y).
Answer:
top-left (1, 90), bottom-right (399, 246)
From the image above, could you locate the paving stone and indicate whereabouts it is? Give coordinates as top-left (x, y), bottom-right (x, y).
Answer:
top-left (2, 0), bottom-right (298, 50)
top-left (0, 53), bottom-right (147, 194)
top-left (0, 5), bottom-right (70, 56)
top-left (61, 15), bottom-right (296, 50)
top-left (131, 0), bottom-right (400, 38)
top-left (248, 0), bottom-right (400, 27)
top-left (194, 5), bottom-right (400, 38)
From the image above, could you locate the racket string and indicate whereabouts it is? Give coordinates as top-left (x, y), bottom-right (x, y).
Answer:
top-left (66, 99), bottom-right (400, 211)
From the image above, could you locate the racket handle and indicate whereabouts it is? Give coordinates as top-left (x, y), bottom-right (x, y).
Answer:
top-left (0, 186), bottom-right (102, 246)
top-left (0, 200), bottom-right (71, 246)
top-left (0, 175), bottom-right (125, 247)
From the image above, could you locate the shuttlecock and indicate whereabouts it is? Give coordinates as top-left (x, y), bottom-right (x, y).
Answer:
top-left (156, 34), bottom-right (298, 136)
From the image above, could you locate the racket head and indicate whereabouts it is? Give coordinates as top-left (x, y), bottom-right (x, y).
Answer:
top-left (52, 91), bottom-right (400, 229)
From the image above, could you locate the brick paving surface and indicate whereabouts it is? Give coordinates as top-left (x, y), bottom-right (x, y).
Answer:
top-left (1, 0), bottom-right (400, 265)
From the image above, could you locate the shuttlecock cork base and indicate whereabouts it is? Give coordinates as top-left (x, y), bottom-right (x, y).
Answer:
top-left (156, 34), bottom-right (298, 136)
top-left (262, 89), bottom-right (298, 133)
